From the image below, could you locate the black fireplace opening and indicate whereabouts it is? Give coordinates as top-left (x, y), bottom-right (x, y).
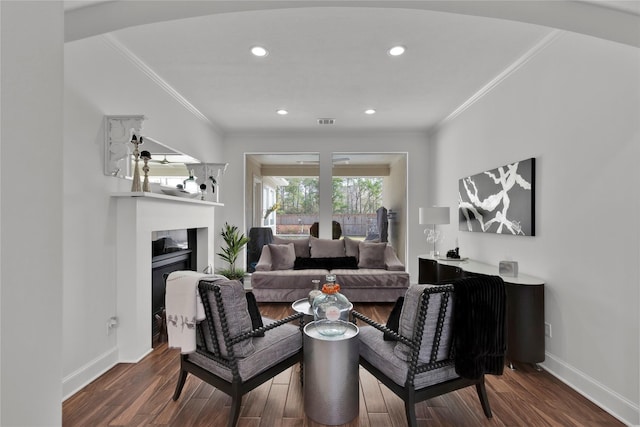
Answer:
top-left (151, 228), bottom-right (197, 344)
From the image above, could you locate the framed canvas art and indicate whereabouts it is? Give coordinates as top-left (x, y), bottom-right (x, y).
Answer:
top-left (458, 158), bottom-right (535, 236)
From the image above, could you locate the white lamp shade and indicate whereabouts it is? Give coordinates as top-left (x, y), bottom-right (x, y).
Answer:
top-left (419, 207), bottom-right (450, 225)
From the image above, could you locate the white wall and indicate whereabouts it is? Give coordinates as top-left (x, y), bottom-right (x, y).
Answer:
top-left (1, 2), bottom-right (64, 425)
top-left (430, 32), bottom-right (640, 424)
top-left (221, 133), bottom-right (428, 277)
top-left (62, 36), bottom-right (224, 398)
top-left (62, 87), bottom-right (127, 397)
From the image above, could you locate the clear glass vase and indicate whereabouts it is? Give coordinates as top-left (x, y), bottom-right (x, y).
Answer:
top-left (312, 274), bottom-right (352, 336)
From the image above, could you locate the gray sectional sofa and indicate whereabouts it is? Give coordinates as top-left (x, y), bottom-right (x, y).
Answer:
top-left (250, 236), bottom-right (410, 302)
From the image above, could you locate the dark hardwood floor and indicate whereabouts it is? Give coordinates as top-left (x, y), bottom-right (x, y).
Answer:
top-left (63, 303), bottom-right (623, 426)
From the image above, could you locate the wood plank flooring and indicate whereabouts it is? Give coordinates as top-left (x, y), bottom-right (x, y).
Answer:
top-left (63, 303), bottom-right (623, 427)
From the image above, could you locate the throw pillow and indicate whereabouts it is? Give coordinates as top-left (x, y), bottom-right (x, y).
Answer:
top-left (293, 256), bottom-right (358, 270)
top-left (203, 279), bottom-right (255, 358)
top-left (310, 236), bottom-right (346, 258)
top-left (330, 256), bottom-right (359, 269)
top-left (344, 236), bottom-right (360, 261)
top-left (383, 296), bottom-right (404, 341)
top-left (245, 291), bottom-right (264, 337)
top-left (268, 243), bottom-right (296, 270)
top-left (394, 284), bottom-right (453, 363)
top-left (272, 236), bottom-right (311, 258)
top-left (358, 242), bottom-right (387, 269)
top-left (294, 257), bottom-right (329, 270)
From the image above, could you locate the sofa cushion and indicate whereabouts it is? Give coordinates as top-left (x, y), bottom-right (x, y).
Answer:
top-left (358, 242), bottom-right (387, 269)
top-left (344, 236), bottom-right (361, 261)
top-left (189, 320), bottom-right (302, 382)
top-left (272, 236), bottom-right (310, 258)
top-left (268, 243), bottom-right (296, 270)
top-left (359, 325), bottom-right (458, 389)
top-left (294, 256), bottom-right (358, 270)
top-left (310, 236), bottom-right (345, 258)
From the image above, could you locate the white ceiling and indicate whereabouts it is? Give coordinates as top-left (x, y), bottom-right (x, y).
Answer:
top-left (64, 1), bottom-right (639, 164)
top-left (81, 7), bottom-right (550, 133)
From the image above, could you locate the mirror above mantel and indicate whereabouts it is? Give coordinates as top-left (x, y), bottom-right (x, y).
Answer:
top-left (104, 115), bottom-right (229, 203)
top-left (103, 115), bottom-right (200, 180)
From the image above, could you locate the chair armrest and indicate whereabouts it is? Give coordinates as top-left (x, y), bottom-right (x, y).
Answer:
top-left (254, 245), bottom-right (272, 271)
top-left (229, 311), bottom-right (303, 345)
top-left (384, 245), bottom-right (405, 271)
top-left (351, 310), bottom-right (412, 346)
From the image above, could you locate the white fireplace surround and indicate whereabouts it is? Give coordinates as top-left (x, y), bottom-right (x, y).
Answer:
top-left (113, 192), bottom-right (222, 361)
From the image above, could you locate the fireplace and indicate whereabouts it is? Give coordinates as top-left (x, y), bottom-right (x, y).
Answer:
top-left (151, 229), bottom-right (197, 342)
top-left (113, 192), bottom-right (220, 362)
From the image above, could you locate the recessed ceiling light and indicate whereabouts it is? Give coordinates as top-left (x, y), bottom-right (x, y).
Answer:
top-left (365, 109), bottom-right (376, 115)
top-left (276, 109), bottom-right (288, 115)
top-left (251, 46), bottom-right (269, 57)
top-left (388, 45), bottom-right (406, 56)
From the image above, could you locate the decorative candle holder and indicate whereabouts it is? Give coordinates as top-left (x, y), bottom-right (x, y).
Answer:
top-left (130, 135), bottom-right (144, 192)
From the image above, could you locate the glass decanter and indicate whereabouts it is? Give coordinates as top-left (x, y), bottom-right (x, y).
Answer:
top-left (311, 274), bottom-right (352, 336)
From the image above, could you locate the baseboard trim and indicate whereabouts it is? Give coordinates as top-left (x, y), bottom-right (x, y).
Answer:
top-left (542, 352), bottom-right (639, 425)
top-left (62, 347), bottom-right (119, 401)
top-left (120, 347), bottom-right (154, 364)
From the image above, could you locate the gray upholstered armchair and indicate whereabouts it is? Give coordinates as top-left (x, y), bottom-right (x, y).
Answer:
top-left (353, 277), bottom-right (506, 427)
top-left (172, 278), bottom-right (303, 427)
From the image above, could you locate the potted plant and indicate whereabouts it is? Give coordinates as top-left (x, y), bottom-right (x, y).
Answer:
top-left (217, 222), bottom-right (250, 281)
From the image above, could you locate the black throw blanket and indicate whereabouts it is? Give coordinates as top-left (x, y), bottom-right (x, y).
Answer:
top-left (453, 275), bottom-right (506, 380)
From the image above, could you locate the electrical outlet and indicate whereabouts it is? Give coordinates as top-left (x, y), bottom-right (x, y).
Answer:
top-left (544, 322), bottom-right (552, 338)
top-left (106, 316), bottom-right (118, 335)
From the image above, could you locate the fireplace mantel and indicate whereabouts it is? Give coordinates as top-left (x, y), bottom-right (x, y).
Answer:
top-left (112, 192), bottom-right (222, 361)
top-left (112, 191), bottom-right (224, 206)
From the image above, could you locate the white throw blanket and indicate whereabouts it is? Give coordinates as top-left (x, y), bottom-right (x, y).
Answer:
top-left (165, 271), bottom-right (227, 354)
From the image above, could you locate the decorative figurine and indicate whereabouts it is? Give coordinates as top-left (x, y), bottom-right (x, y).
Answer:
top-left (199, 183), bottom-right (207, 200)
top-left (140, 150), bottom-right (151, 192)
top-left (209, 176), bottom-right (217, 194)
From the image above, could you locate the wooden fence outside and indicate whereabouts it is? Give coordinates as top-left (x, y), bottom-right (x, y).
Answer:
top-left (276, 213), bottom-right (377, 237)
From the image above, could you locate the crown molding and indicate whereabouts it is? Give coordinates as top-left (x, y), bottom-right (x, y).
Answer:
top-left (432, 29), bottom-right (563, 134)
top-left (101, 33), bottom-right (222, 134)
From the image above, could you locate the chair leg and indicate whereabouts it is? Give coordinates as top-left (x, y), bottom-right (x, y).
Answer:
top-left (228, 395), bottom-right (242, 427)
top-left (172, 369), bottom-right (188, 401)
top-left (404, 390), bottom-right (417, 427)
top-left (475, 380), bottom-right (493, 418)
top-left (299, 360), bottom-right (304, 386)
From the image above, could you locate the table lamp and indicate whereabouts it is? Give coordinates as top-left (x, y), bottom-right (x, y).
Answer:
top-left (419, 207), bottom-right (450, 258)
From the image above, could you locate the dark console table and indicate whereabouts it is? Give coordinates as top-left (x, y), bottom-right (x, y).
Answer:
top-left (418, 255), bottom-right (545, 369)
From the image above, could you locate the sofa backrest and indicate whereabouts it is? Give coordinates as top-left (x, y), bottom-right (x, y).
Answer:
top-left (254, 237), bottom-right (405, 272)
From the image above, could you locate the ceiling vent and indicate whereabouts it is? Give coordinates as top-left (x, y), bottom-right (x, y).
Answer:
top-left (317, 118), bottom-right (336, 125)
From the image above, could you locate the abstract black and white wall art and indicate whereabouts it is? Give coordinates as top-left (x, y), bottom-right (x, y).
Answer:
top-left (458, 158), bottom-right (535, 236)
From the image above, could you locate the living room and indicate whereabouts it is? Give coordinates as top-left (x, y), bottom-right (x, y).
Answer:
top-left (1, 1), bottom-right (638, 425)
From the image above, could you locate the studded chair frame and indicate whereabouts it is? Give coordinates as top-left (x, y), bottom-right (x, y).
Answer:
top-left (172, 279), bottom-right (303, 427)
top-left (352, 284), bottom-right (494, 427)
